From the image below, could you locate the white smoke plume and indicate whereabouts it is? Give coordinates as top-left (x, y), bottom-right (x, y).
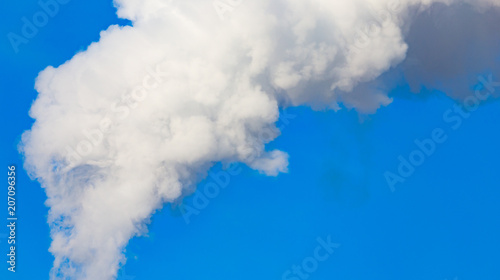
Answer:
top-left (20, 0), bottom-right (500, 279)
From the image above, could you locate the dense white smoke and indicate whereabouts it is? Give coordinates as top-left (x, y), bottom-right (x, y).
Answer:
top-left (20, 0), bottom-right (500, 279)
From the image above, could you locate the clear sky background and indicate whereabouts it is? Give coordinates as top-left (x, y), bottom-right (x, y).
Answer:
top-left (2, 1), bottom-right (500, 280)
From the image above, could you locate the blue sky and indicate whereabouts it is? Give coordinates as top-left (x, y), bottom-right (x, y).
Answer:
top-left (2, 1), bottom-right (500, 280)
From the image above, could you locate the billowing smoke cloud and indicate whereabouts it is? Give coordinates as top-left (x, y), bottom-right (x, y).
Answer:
top-left (20, 0), bottom-right (500, 279)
